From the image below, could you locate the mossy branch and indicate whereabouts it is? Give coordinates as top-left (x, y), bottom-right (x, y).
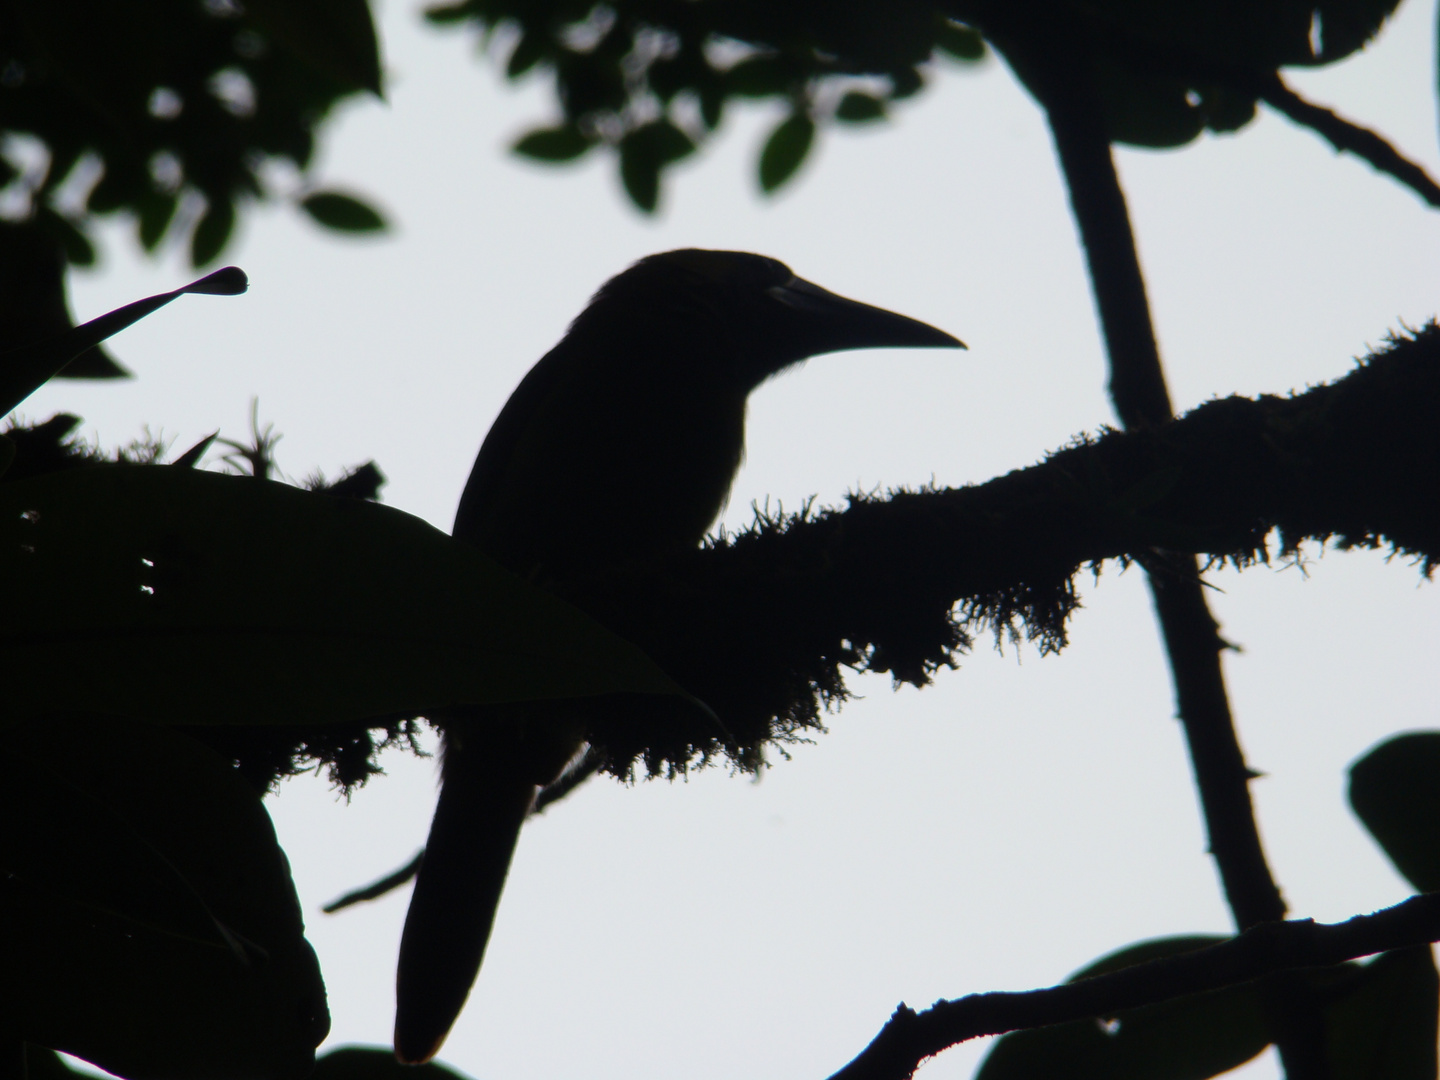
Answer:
top-left (576, 323), bottom-right (1440, 776)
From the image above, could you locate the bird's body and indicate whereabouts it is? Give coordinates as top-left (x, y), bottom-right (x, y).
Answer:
top-left (394, 250), bottom-right (961, 1063)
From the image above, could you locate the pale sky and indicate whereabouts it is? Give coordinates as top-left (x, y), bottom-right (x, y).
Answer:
top-left (22, 0), bottom-right (1440, 1076)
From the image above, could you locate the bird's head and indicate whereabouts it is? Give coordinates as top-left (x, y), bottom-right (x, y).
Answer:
top-left (584, 249), bottom-right (964, 389)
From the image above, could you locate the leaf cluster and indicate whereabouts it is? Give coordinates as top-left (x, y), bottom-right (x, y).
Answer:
top-left (444, 0), bottom-right (1397, 209)
top-left (0, 0), bottom-right (385, 269)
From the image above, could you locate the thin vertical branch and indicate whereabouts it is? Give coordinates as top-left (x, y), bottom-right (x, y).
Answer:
top-left (978, 5), bottom-right (1328, 1074)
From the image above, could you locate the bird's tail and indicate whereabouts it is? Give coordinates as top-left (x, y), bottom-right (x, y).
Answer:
top-left (393, 731), bottom-right (538, 1064)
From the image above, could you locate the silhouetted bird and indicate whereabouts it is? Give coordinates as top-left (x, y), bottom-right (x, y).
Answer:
top-left (394, 249), bottom-right (963, 1063)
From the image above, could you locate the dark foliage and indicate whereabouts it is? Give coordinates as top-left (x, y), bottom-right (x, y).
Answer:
top-left (434, 0), bottom-right (1409, 209)
top-left (0, 0), bottom-right (381, 262)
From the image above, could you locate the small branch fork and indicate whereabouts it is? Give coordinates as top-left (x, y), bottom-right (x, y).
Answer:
top-left (826, 892), bottom-right (1440, 1080)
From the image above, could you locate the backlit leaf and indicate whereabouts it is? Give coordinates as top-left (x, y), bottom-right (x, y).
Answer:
top-left (4, 715), bottom-right (327, 1080)
top-left (0, 466), bottom-right (699, 726)
top-left (758, 113), bottom-right (814, 192)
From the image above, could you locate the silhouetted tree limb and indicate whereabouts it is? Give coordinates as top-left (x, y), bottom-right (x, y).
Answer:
top-left (18, 325), bottom-right (1432, 796)
top-left (576, 323), bottom-right (1440, 778)
top-left (825, 890), bottom-right (1440, 1080)
top-left (1254, 74), bottom-right (1440, 208)
top-left (974, 33), bottom-right (1307, 1064)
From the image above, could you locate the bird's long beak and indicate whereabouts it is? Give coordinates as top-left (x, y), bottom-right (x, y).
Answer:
top-left (767, 276), bottom-right (965, 355)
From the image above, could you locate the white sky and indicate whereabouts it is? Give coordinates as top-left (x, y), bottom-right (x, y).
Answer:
top-left (22, 0), bottom-right (1440, 1076)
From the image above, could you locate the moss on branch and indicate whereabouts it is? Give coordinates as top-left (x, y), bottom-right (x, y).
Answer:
top-left (575, 323), bottom-right (1440, 777)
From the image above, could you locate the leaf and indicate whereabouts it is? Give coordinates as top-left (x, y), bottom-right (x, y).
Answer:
top-left (889, 65), bottom-right (924, 99)
top-left (1091, 64), bottom-right (1208, 149)
top-left (23, 1047), bottom-right (92, 1080)
top-left (86, 162), bottom-right (144, 215)
top-left (1348, 731), bottom-right (1440, 891)
top-left (3, 715), bottom-right (327, 1080)
top-left (0, 215), bottom-right (125, 383)
top-left (835, 91), bottom-right (887, 123)
top-left (758, 112), bottom-right (815, 192)
top-left (0, 267), bottom-right (245, 417)
top-left (724, 56), bottom-right (793, 97)
top-left (1325, 946), bottom-right (1439, 1079)
top-left (191, 197), bottom-right (236, 267)
top-left (976, 936), bottom-right (1270, 1080)
top-left (314, 1045), bottom-right (475, 1080)
top-left (34, 206), bottom-right (95, 267)
top-left (698, 83), bottom-right (725, 129)
top-left (136, 190), bottom-right (180, 251)
top-left (423, 3), bottom-right (473, 25)
top-left (935, 20), bottom-right (985, 61)
top-left (299, 190), bottom-right (388, 232)
top-left (242, 0), bottom-right (384, 96)
top-left (53, 345), bottom-right (128, 379)
top-left (1311, 0), bottom-right (1404, 62)
top-left (0, 466), bottom-right (702, 726)
top-left (512, 124), bottom-right (594, 162)
top-left (618, 121), bottom-right (694, 212)
top-left (506, 30), bottom-right (548, 79)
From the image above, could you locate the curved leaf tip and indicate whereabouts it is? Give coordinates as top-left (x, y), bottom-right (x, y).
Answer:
top-left (183, 266), bottom-right (249, 296)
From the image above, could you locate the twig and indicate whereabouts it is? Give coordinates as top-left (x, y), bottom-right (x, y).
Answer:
top-left (322, 749), bottom-right (602, 913)
top-left (321, 850), bottom-right (424, 913)
top-left (826, 892), bottom-right (1440, 1080)
top-left (1258, 74), bottom-right (1440, 209)
top-left (533, 744), bottom-right (603, 813)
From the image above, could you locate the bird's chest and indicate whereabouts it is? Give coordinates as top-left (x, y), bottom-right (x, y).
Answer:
top-left (481, 369), bottom-right (749, 573)
top-left (570, 378), bottom-right (747, 542)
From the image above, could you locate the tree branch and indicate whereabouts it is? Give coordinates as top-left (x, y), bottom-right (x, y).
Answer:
top-left (575, 323), bottom-right (1440, 779)
top-left (825, 892), bottom-right (1440, 1080)
top-left (968, 13), bottom-right (1329, 1069)
top-left (1254, 74), bottom-right (1440, 209)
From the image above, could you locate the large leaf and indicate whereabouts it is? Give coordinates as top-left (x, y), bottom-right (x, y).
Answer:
top-left (1348, 731), bottom-right (1440, 891)
top-left (1325, 946), bottom-right (1439, 1079)
top-left (23, 1048), bottom-right (94, 1080)
top-left (0, 465), bottom-right (698, 726)
top-left (975, 936), bottom-right (1269, 1080)
top-left (313, 1045), bottom-right (474, 1080)
top-left (3, 715), bottom-right (327, 1080)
